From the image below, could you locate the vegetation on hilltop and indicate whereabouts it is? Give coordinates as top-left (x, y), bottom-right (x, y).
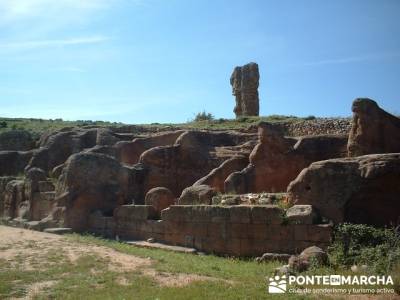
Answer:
top-left (0, 117), bottom-right (123, 139)
top-left (0, 114), bottom-right (329, 138)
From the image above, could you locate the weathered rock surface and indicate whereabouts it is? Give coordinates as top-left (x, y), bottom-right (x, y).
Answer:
top-left (0, 167), bottom-right (56, 224)
top-left (225, 122), bottom-right (348, 193)
top-left (3, 180), bottom-right (26, 219)
top-left (0, 130), bottom-right (35, 151)
top-left (26, 128), bottom-right (98, 174)
top-left (193, 156), bottom-right (249, 192)
top-left (284, 118), bottom-right (351, 136)
top-left (211, 192), bottom-right (286, 206)
top-left (51, 164), bottom-right (65, 179)
top-left (256, 253), bottom-right (291, 263)
top-left (83, 145), bottom-right (118, 158)
top-left (250, 118), bottom-right (351, 137)
top-left (116, 130), bottom-right (185, 165)
top-left (24, 168), bottom-right (47, 199)
top-left (178, 185), bottom-right (216, 205)
top-left (25, 126), bottom-right (132, 175)
top-left (0, 151), bottom-right (33, 176)
top-left (231, 62), bottom-right (259, 117)
top-left (54, 152), bottom-right (137, 230)
top-left (0, 176), bottom-right (16, 216)
top-left (145, 187), bottom-right (175, 217)
top-left (22, 168), bottom-right (56, 221)
top-left (43, 227), bottom-right (72, 235)
top-left (288, 246), bottom-right (328, 272)
top-left (96, 128), bottom-right (134, 146)
top-left (348, 98), bottom-right (400, 156)
top-left (288, 153), bottom-right (400, 226)
top-left (286, 205), bottom-right (319, 225)
top-left (139, 131), bottom-right (256, 197)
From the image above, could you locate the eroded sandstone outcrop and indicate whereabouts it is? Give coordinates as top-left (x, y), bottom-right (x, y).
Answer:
top-left (231, 62), bottom-right (260, 117)
top-left (26, 129), bottom-right (98, 174)
top-left (139, 131), bottom-right (257, 197)
top-left (116, 130), bottom-right (185, 165)
top-left (178, 185), bottom-right (217, 205)
top-left (0, 176), bottom-right (16, 216)
top-left (3, 179), bottom-right (25, 220)
top-left (193, 156), bottom-right (249, 192)
top-left (145, 187), bottom-right (175, 217)
top-left (348, 98), bottom-right (400, 156)
top-left (24, 168), bottom-right (55, 221)
top-left (287, 153), bottom-right (400, 226)
top-left (96, 128), bottom-right (134, 146)
top-left (0, 130), bottom-right (35, 151)
top-left (2, 97), bottom-right (399, 256)
top-left (225, 122), bottom-right (348, 194)
top-left (0, 151), bottom-right (34, 176)
top-left (25, 127), bottom-right (138, 175)
top-left (54, 152), bottom-right (138, 231)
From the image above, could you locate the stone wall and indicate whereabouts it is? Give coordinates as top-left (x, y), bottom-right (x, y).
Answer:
top-left (87, 205), bottom-right (332, 257)
top-left (88, 213), bottom-right (116, 238)
top-left (276, 118), bottom-right (351, 137)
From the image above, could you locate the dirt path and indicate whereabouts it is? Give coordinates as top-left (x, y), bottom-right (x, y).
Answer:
top-left (0, 225), bottom-right (222, 298)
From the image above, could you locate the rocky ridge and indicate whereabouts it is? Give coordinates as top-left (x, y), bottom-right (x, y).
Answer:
top-left (0, 98), bottom-right (398, 257)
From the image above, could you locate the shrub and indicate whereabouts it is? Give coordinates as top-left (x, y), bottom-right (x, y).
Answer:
top-left (194, 111), bottom-right (214, 122)
top-left (328, 223), bottom-right (400, 274)
top-left (304, 115), bottom-right (316, 120)
top-left (267, 114), bottom-right (297, 121)
top-left (0, 121), bottom-right (7, 128)
top-left (237, 117), bottom-right (249, 122)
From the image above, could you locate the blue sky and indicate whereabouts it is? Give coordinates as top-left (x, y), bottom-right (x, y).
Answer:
top-left (0, 0), bottom-right (399, 123)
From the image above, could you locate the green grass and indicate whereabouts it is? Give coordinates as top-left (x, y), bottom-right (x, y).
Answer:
top-left (1, 231), bottom-right (398, 299)
top-left (0, 232), bottom-right (315, 300)
top-left (65, 234), bottom-right (292, 299)
top-left (181, 115), bottom-right (305, 130)
top-left (0, 117), bottom-right (124, 139)
top-left (68, 233), bottom-right (278, 281)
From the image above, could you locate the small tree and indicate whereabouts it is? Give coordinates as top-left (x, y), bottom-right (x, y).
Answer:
top-left (194, 111), bottom-right (214, 122)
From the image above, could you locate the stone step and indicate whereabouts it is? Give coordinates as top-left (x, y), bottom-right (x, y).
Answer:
top-left (24, 221), bottom-right (41, 230)
top-left (126, 240), bottom-right (197, 254)
top-left (38, 181), bottom-right (55, 192)
top-left (33, 191), bottom-right (56, 202)
top-left (40, 191), bottom-right (56, 201)
top-left (43, 227), bottom-right (72, 235)
top-left (9, 218), bottom-right (27, 227)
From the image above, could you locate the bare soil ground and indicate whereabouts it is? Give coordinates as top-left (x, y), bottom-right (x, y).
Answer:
top-left (0, 225), bottom-right (223, 299)
top-left (0, 226), bottom-right (398, 300)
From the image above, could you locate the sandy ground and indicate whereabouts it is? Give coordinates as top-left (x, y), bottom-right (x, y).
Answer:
top-left (0, 225), bottom-right (222, 299)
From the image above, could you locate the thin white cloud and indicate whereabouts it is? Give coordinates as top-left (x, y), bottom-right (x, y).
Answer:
top-left (0, 0), bottom-right (146, 23)
top-left (0, 0), bottom-right (110, 22)
top-left (0, 36), bottom-right (109, 50)
top-left (301, 52), bottom-right (400, 67)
